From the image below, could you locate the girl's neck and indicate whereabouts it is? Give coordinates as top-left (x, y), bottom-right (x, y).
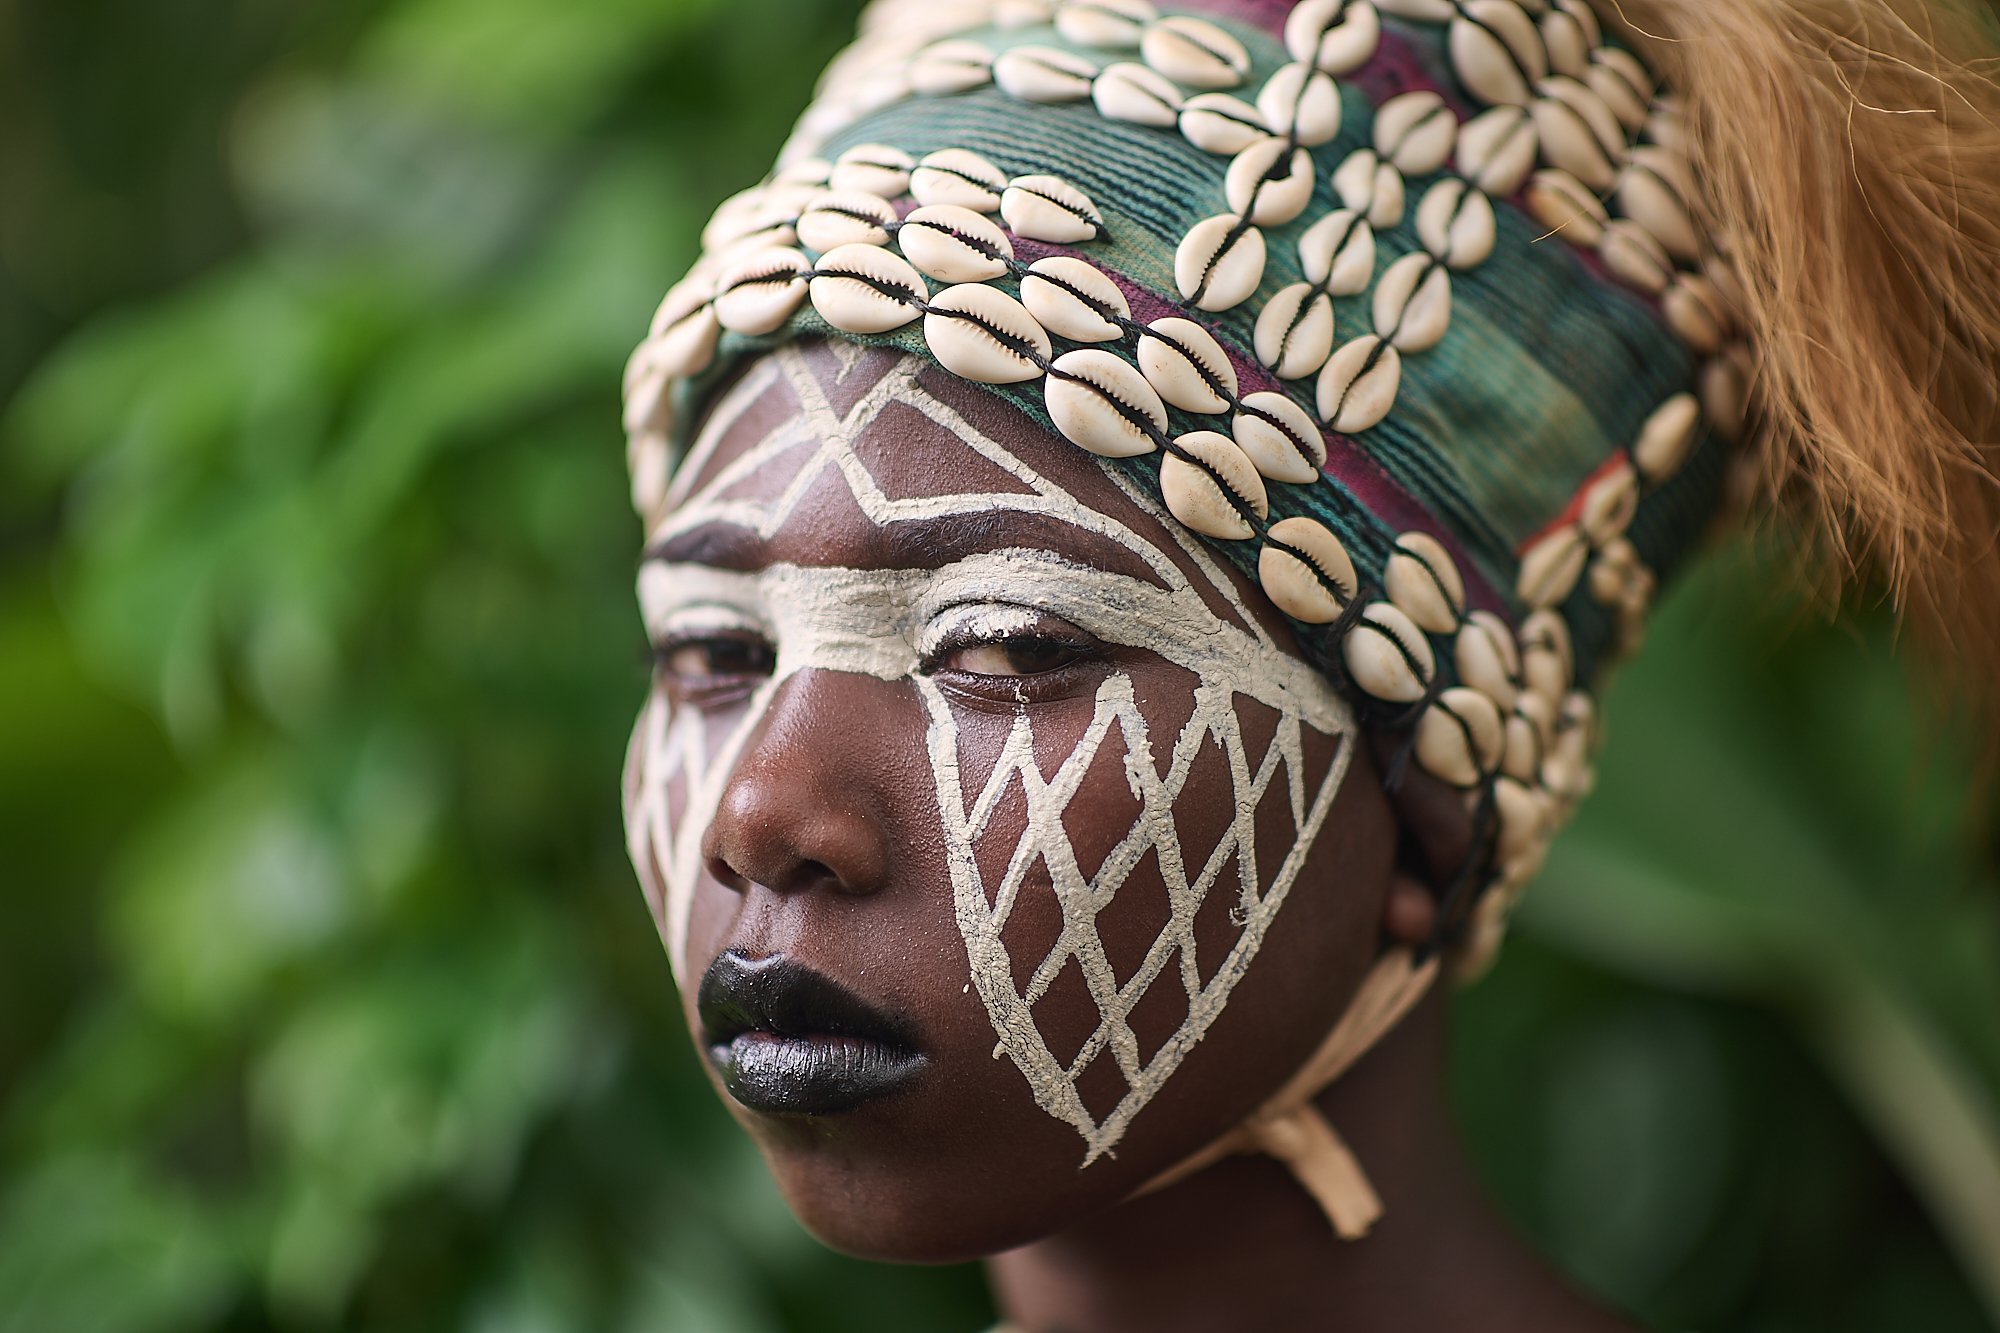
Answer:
top-left (984, 993), bottom-right (1637, 1333)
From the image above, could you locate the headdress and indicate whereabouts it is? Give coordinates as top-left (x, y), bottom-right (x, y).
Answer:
top-left (623, 0), bottom-right (2000, 1236)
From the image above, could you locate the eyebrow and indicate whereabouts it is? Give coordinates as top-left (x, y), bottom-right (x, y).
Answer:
top-left (645, 510), bottom-right (1171, 588)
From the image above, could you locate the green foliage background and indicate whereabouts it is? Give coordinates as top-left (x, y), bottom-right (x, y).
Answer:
top-left (3, 2), bottom-right (1999, 1329)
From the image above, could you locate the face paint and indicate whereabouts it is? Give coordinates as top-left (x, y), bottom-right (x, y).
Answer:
top-left (626, 345), bottom-right (1357, 1162)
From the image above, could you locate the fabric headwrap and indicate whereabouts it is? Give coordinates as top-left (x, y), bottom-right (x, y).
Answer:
top-left (623, 0), bottom-right (1742, 1236)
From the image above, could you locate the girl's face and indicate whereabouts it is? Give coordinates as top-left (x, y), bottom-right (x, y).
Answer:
top-left (625, 341), bottom-right (1400, 1263)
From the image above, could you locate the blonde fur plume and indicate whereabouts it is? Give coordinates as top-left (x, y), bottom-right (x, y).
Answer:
top-left (1610, 0), bottom-right (2000, 742)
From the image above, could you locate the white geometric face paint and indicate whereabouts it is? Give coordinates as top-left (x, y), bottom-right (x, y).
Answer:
top-left (624, 344), bottom-right (1356, 1163)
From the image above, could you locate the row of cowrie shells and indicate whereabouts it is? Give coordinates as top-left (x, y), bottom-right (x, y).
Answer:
top-left (909, 1), bottom-right (1731, 511)
top-left (1360, 0), bottom-right (1754, 448)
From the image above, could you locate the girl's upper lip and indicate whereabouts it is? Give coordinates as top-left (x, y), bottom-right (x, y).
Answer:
top-left (696, 950), bottom-right (920, 1052)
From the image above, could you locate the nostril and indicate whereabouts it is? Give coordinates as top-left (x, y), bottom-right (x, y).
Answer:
top-left (704, 853), bottom-right (752, 895)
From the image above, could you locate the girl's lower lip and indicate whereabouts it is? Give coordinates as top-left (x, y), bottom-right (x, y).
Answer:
top-left (709, 1032), bottom-right (926, 1114)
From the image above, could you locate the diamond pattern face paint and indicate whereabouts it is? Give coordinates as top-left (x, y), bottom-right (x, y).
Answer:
top-left (625, 343), bottom-right (1356, 1163)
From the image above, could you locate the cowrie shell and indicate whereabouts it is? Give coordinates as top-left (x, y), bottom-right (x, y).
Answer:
top-left (1456, 609), bottom-right (1522, 710)
top-left (1700, 352), bottom-right (1748, 444)
top-left (1045, 348), bottom-right (1166, 457)
top-left (1417, 687), bottom-right (1505, 786)
top-left (628, 429), bottom-right (670, 514)
top-left (1517, 609), bottom-right (1573, 703)
top-left (1225, 139), bottom-right (1316, 227)
top-left (1020, 256), bottom-right (1130, 342)
top-left (1530, 82), bottom-right (1618, 191)
top-left (923, 282), bottom-right (1051, 383)
top-left (1456, 105), bottom-right (1539, 197)
top-left (1375, 0), bottom-right (1454, 18)
top-left (1055, 0), bottom-right (1157, 49)
top-left (997, 0), bottom-right (1056, 26)
top-left (1255, 283), bottom-right (1337, 380)
top-left (649, 272), bottom-right (715, 340)
top-left (1493, 775), bottom-right (1547, 865)
top-left (707, 220), bottom-right (798, 269)
top-left (830, 143), bottom-right (914, 197)
top-left (994, 45), bottom-right (1099, 102)
top-left (1333, 149), bottom-right (1405, 228)
top-left (1161, 431), bottom-right (1268, 540)
top-left (1286, 0), bottom-right (1382, 75)
top-left (910, 39), bottom-right (996, 95)
top-left (1093, 60), bottom-right (1184, 127)
top-left (1598, 218), bottom-right (1673, 295)
top-left (1416, 178), bottom-right (1497, 269)
top-left (1523, 168), bottom-right (1606, 248)
top-left (1646, 102), bottom-right (1689, 156)
top-left (1344, 601), bottom-right (1437, 704)
top-left (1260, 516), bottom-right (1357, 622)
top-left (1618, 152), bottom-right (1701, 262)
top-left (1385, 530), bottom-right (1467, 633)
top-left (1589, 537), bottom-right (1639, 603)
top-left (1516, 525), bottom-right (1588, 608)
top-left (1663, 273), bottom-right (1727, 354)
top-left (1501, 693), bottom-right (1551, 782)
top-left (1299, 209), bottom-right (1376, 295)
top-left (1235, 391), bottom-right (1327, 484)
top-left (774, 158), bottom-right (833, 188)
top-left (1142, 15), bottom-right (1250, 90)
top-left (1317, 333), bottom-right (1402, 431)
top-left (1556, 688), bottom-right (1598, 757)
top-left (647, 303), bottom-right (720, 382)
top-left (1179, 93), bottom-right (1270, 155)
top-left (1544, 74), bottom-right (1626, 153)
top-left (1632, 391), bottom-right (1701, 482)
top-left (1372, 252), bottom-right (1452, 352)
top-left (1137, 316), bottom-right (1239, 413)
top-left (911, 149), bottom-right (1008, 211)
top-left (1175, 213), bottom-right (1267, 312)
top-left (1540, 3), bottom-right (1593, 77)
top-left (796, 190), bottom-right (898, 252)
top-left (1591, 46), bottom-right (1656, 127)
top-left (701, 187), bottom-right (784, 252)
top-left (713, 246), bottom-right (812, 335)
top-left (858, 66), bottom-right (916, 115)
top-left (1001, 174), bottom-right (1107, 243)
top-left (897, 204), bottom-right (1014, 282)
top-left (623, 346), bottom-right (675, 436)
top-left (1373, 91), bottom-right (1458, 176)
top-left (1257, 62), bottom-right (1343, 146)
top-left (1579, 459), bottom-right (1640, 544)
top-left (808, 242), bottom-right (928, 333)
top-left (1449, 0), bottom-right (1549, 107)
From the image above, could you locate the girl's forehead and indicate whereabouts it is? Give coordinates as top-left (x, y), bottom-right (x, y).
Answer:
top-left (668, 340), bottom-right (1145, 525)
top-left (653, 343), bottom-right (1279, 639)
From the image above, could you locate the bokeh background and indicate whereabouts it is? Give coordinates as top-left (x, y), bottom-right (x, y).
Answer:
top-left (4, 1), bottom-right (2000, 1330)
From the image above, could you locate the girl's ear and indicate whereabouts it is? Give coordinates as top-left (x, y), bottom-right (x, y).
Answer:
top-left (1366, 730), bottom-right (1479, 948)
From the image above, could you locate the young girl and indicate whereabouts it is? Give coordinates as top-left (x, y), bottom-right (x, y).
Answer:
top-left (620, 2), bottom-right (2000, 1327)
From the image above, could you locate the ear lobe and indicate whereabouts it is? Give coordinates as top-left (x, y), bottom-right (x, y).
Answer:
top-left (1365, 729), bottom-right (1482, 943)
top-left (1382, 870), bottom-right (1438, 946)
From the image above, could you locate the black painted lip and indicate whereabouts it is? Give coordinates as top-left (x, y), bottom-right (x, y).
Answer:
top-left (697, 951), bottom-right (925, 1115)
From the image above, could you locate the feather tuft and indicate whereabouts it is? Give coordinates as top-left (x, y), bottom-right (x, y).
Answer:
top-left (1612, 0), bottom-right (2000, 750)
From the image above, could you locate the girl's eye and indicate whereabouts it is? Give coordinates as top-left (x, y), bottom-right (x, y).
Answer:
top-left (941, 636), bottom-right (1086, 678)
top-left (921, 608), bottom-right (1103, 692)
top-left (653, 632), bottom-right (775, 702)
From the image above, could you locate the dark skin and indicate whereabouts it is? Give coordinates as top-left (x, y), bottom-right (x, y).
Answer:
top-left (628, 342), bottom-right (1635, 1332)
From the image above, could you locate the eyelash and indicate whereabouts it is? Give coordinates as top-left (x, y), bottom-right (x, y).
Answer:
top-left (650, 630), bottom-right (775, 706)
top-left (649, 613), bottom-right (1106, 706)
top-left (918, 612), bottom-right (1105, 699)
